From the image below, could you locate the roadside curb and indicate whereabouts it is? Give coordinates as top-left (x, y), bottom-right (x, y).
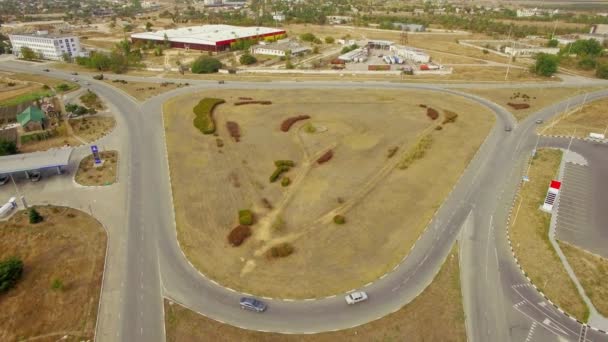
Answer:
top-left (538, 134), bottom-right (608, 144)
top-left (503, 151), bottom-right (608, 335)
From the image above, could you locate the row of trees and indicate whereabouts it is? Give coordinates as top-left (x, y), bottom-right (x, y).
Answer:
top-left (75, 39), bottom-right (142, 74)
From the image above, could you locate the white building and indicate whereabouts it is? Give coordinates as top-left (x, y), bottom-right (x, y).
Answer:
top-left (517, 7), bottom-right (559, 18)
top-left (9, 33), bottom-right (83, 61)
top-left (272, 13), bottom-right (286, 22)
top-left (250, 40), bottom-right (310, 57)
top-left (390, 45), bottom-right (430, 63)
top-left (504, 45), bottom-right (559, 57)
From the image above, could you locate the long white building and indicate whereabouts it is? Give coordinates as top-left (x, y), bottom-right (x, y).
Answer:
top-left (390, 45), bottom-right (430, 63)
top-left (9, 32), bottom-right (83, 60)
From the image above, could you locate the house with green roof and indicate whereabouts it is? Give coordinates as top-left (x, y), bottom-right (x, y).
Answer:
top-left (17, 105), bottom-right (46, 132)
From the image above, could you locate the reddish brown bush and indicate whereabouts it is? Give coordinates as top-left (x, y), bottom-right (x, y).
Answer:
top-left (427, 107), bottom-right (439, 120)
top-left (228, 225), bottom-right (252, 246)
top-left (507, 102), bottom-right (530, 110)
top-left (226, 121), bottom-right (241, 142)
top-left (234, 100), bottom-right (272, 106)
top-left (238, 97), bottom-right (253, 100)
top-left (317, 150), bottom-right (333, 164)
top-left (267, 243), bottom-right (295, 259)
top-left (280, 115), bottom-right (311, 132)
top-left (442, 110), bottom-right (459, 124)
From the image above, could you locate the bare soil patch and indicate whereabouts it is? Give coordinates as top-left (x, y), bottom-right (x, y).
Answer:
top-left (510, 149), bottom-right (588, 320)
top-left (0, 206), bottom-right (106, 342)
top-left (465, 87), bottom-right (608, 121)
top-left (164, 88), bottom-right (493, 298)
top-left (75, 150), bottom-right (118, 186)
top-left (69, 115), bottom-right (116, 142)
top-left (540, 97), bottom-right (608, 138)
top-left (165, 246), bottom-right (465, 342)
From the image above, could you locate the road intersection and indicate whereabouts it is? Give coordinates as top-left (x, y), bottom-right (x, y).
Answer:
top-left (2, 60), bottom-right (608, 342)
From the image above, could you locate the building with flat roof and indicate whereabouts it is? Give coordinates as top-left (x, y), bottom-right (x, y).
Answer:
top-left (131, 25), bottom-right (286, 52)
top-left (390, 45), bottom-right (430, 63)
top-left (250, 39), bottom-right (310, 57)
top-left (393, 23), bottom-right (425, 32)
top-left (504, 44), bottom-right (559, 57)
top-left (9, 32), bottom-right (82, 60)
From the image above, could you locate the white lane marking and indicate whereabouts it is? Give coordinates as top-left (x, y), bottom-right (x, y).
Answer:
top-left (525, 322), bottom-right (538, 342)
top-left (485, 215), bottom-right (494, 282)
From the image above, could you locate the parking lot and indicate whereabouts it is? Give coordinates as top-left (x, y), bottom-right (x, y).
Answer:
top-left (555, 162), bottom-right (605, 257)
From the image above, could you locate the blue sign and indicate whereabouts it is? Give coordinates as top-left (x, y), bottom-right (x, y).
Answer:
top-left (91, 145), bottom-right (102, 165)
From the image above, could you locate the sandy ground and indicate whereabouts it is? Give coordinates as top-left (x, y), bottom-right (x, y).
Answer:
top-left (164, 88), bottom-right (493, 298)
top-left (465, 87), bottom-right (608, 121)
top-left (165, 246), bottom-right (465, 342)
top-left (75, 150), bottom-right (118, 186)
top-left (540, 97), bottom-right (608, 138)
top-left (0, 206), bottom-right (106, 342)
top-left (510, 149), bottom-right (588, 320)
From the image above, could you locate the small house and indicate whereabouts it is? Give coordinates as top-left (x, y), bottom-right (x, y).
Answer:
top-left (17, 106), bottom-right (46, 132)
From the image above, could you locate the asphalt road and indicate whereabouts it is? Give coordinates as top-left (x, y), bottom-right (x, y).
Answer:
top-left (2, 60), bottom-right (608, 342)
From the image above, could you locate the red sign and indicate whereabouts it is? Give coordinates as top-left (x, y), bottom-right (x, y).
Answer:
top-left (550, 180), bottom-right (562, 190)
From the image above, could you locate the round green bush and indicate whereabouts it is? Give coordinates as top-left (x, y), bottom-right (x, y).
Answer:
top-left (333, 215), bottom-right (346, 225)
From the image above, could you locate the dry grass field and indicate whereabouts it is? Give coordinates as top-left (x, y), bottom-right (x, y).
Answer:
top-left (540, 97), bottom-right (608, 138)
top-left (103, 79), bottom-right (188, 101)
top-left (164, 88), bottom-right (493, 298)
top-left (466, 87), bottom-right (607, 121)
top-left (19, 131), bottom-right (81, 153)
top-left (165, 246), bottom-right (465, 342)
top-left (69, 115), bottom-right (116, 142)
top-left (559, 242), bottom-right (608, 317)
top-left (404, 65), bottom-right (553, 83)
top-left (0, 206), bottom-right (106, 342)
top-left (510, 149), bottom-right (588, 320)
top-left (75, 150), bottom-right (118, 186)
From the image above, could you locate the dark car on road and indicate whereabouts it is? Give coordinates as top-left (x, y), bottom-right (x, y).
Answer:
top-left (239, 297), bottom-right (267, 312)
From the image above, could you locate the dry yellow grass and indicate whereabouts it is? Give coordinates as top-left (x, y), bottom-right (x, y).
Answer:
top-left (165, 246), bottom-right (465, 342)
top-left (510, 149), bottom-right (588, 320)
top-left (559, 242), bottom-right (608, 317)
top-left (164, 88), bottom-right (493, 298)
top-left (69, 116), bottom-right (116, 142)
top-left (404, 65), bottom-right (553, 83)
top-left (540, 97), bottom-right (608, 138)
top-left (0, 206), bottom-right (106, 342)
top-left (75, 150), bottom-right (118, 186)
top-left (103, 79), bottom-right (188, 101)
top-left (466, 87), bottom-right (608, 121)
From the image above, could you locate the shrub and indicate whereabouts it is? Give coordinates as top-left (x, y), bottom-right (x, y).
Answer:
top-left (56, 83), bottom-right (71, 92)
top-left (239, 53), bottom-right (257, 65)
top-left (304, 122), bottom-right (316, 133)
top-left (426, 107), bottom-right (439, 120)
top-left (274, 160), bottom-right (295, 167)
top-left (191, 56), bottom-right (222, 74)
top-left (281, 177), bottom-right (291, 187)
top-left (597, 63), bottom-right (608, 79)
top-left (226, 121), bottom-right (241, 142)
top-left (262, 198), bottom-right (273, 209)
top-left (333, 215), bottom-right (346, 224)
top-left (227, 225), bottom-right (251, 246)
top-left (0, 139), bottom-right (18, 156)
top-left (398, 134), bottom-right (433, 169)
top-left (234, 100), bottom-right (272, 106)
top-left (192, 98), bottom-right (225, 134)
top-left (325, 36), bottom-right (335, 44)
top-left (442, 110), bottom-right (459, 124)
top-left (435, 125), bottom-right (443, 130)
top-left (387, 146), bottom-right (399, 158)
top-left (29, 207), bottom-right (43, 224)
top-left (216, 138), bottom-right (224, 147)
top-left (507, 102), bottom-right (530, 110)
top-left (578, 57), bottom-right (597, 70)
top-left (51, 278), bottom-right (64, 291)
top-left (0, 257), bottom-right (23, 293)
top-left (300, 33), bottom-right (316, 42)
top-left (269, 165), bottom-right (290, 183)
top-left (280, 115), bottom-right (311, 132)
top-left (532, 53), bottom-right (559, 77)
top-left (238, 209), bottom-right (254, 225)
top-left (267, 243), bottom-right (294, 258)
top-left (93, 74), bottom-right (104, 80)
top-left (317, 150), bottom-right (333, 164)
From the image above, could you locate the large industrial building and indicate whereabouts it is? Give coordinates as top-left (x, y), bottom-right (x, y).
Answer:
top-left (130, 25), bottom-right (286, 52)
top-left (9, 32), bottom-right (82, 60)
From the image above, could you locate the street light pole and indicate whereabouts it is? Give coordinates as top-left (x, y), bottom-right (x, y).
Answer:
top-left (9, 174), bottom-right (27, 208)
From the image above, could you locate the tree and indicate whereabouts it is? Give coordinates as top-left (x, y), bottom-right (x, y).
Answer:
top-left (532, 53), bottom-right (559, 77)
top-left (239, 53), bottom-right (257, 65)
top-left (547, 39), bottom-right (559, 47)
top-left (61, 52), bottom-right (72, 63)
top-left (597, 63), bottom-right (608, 79)
top-left (29, 208), bottom-right (43, 224)
top-left (0, 139), bottom-right (17, 156)
top-left (20, 46), bottom-right (36, 60)
top-left (578, 56), bottom-right (597, 70)
top-left (299, 33), bottom-right (316, 42)
top-left (324, 36), bottom-right (335, 44)
top-left (191, 56), bottom-right (222, 74)
top-left (565, 39), bottom-right (603, 57)
top-left (145, 22), bottom-right (153, 32)
top-left (0, 257), bottom-right (23, 293)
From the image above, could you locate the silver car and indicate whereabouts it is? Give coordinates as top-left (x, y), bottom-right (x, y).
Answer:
top-left (239, 297), bottom-right (267, 312)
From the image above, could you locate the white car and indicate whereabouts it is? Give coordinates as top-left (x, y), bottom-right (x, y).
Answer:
top-left (345, 291), bottom-right (368, 305)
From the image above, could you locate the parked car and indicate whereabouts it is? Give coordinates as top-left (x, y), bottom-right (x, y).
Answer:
top-left (71, 72), bottom-right (78, 75)
top-left (504, 126), bottom-right (512, 132)
top-left (535, 119), bottom-right (543, 124)
top-left (71, 78), bottom-right (78, 82)
top-left (218, 80), bottom-right (225, 84)
top-left (42, 68), bottom-right (50, 72)
top-left (0, 174), bottom-right (9, 185)
top-left (239, 297), bottom-right (267, 312)
top-left (30, 171), bottom-right (42, 182)
top-left (345, 291), bottom-right (368, 305)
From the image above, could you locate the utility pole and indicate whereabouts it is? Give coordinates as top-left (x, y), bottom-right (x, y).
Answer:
top-left (505, 26), bottom-right (513, 81)
top-left (9, 174), bottom-right (27, 208)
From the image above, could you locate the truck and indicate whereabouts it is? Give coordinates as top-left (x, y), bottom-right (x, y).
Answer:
top-left (0, 197), bottom-right (17, 217)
